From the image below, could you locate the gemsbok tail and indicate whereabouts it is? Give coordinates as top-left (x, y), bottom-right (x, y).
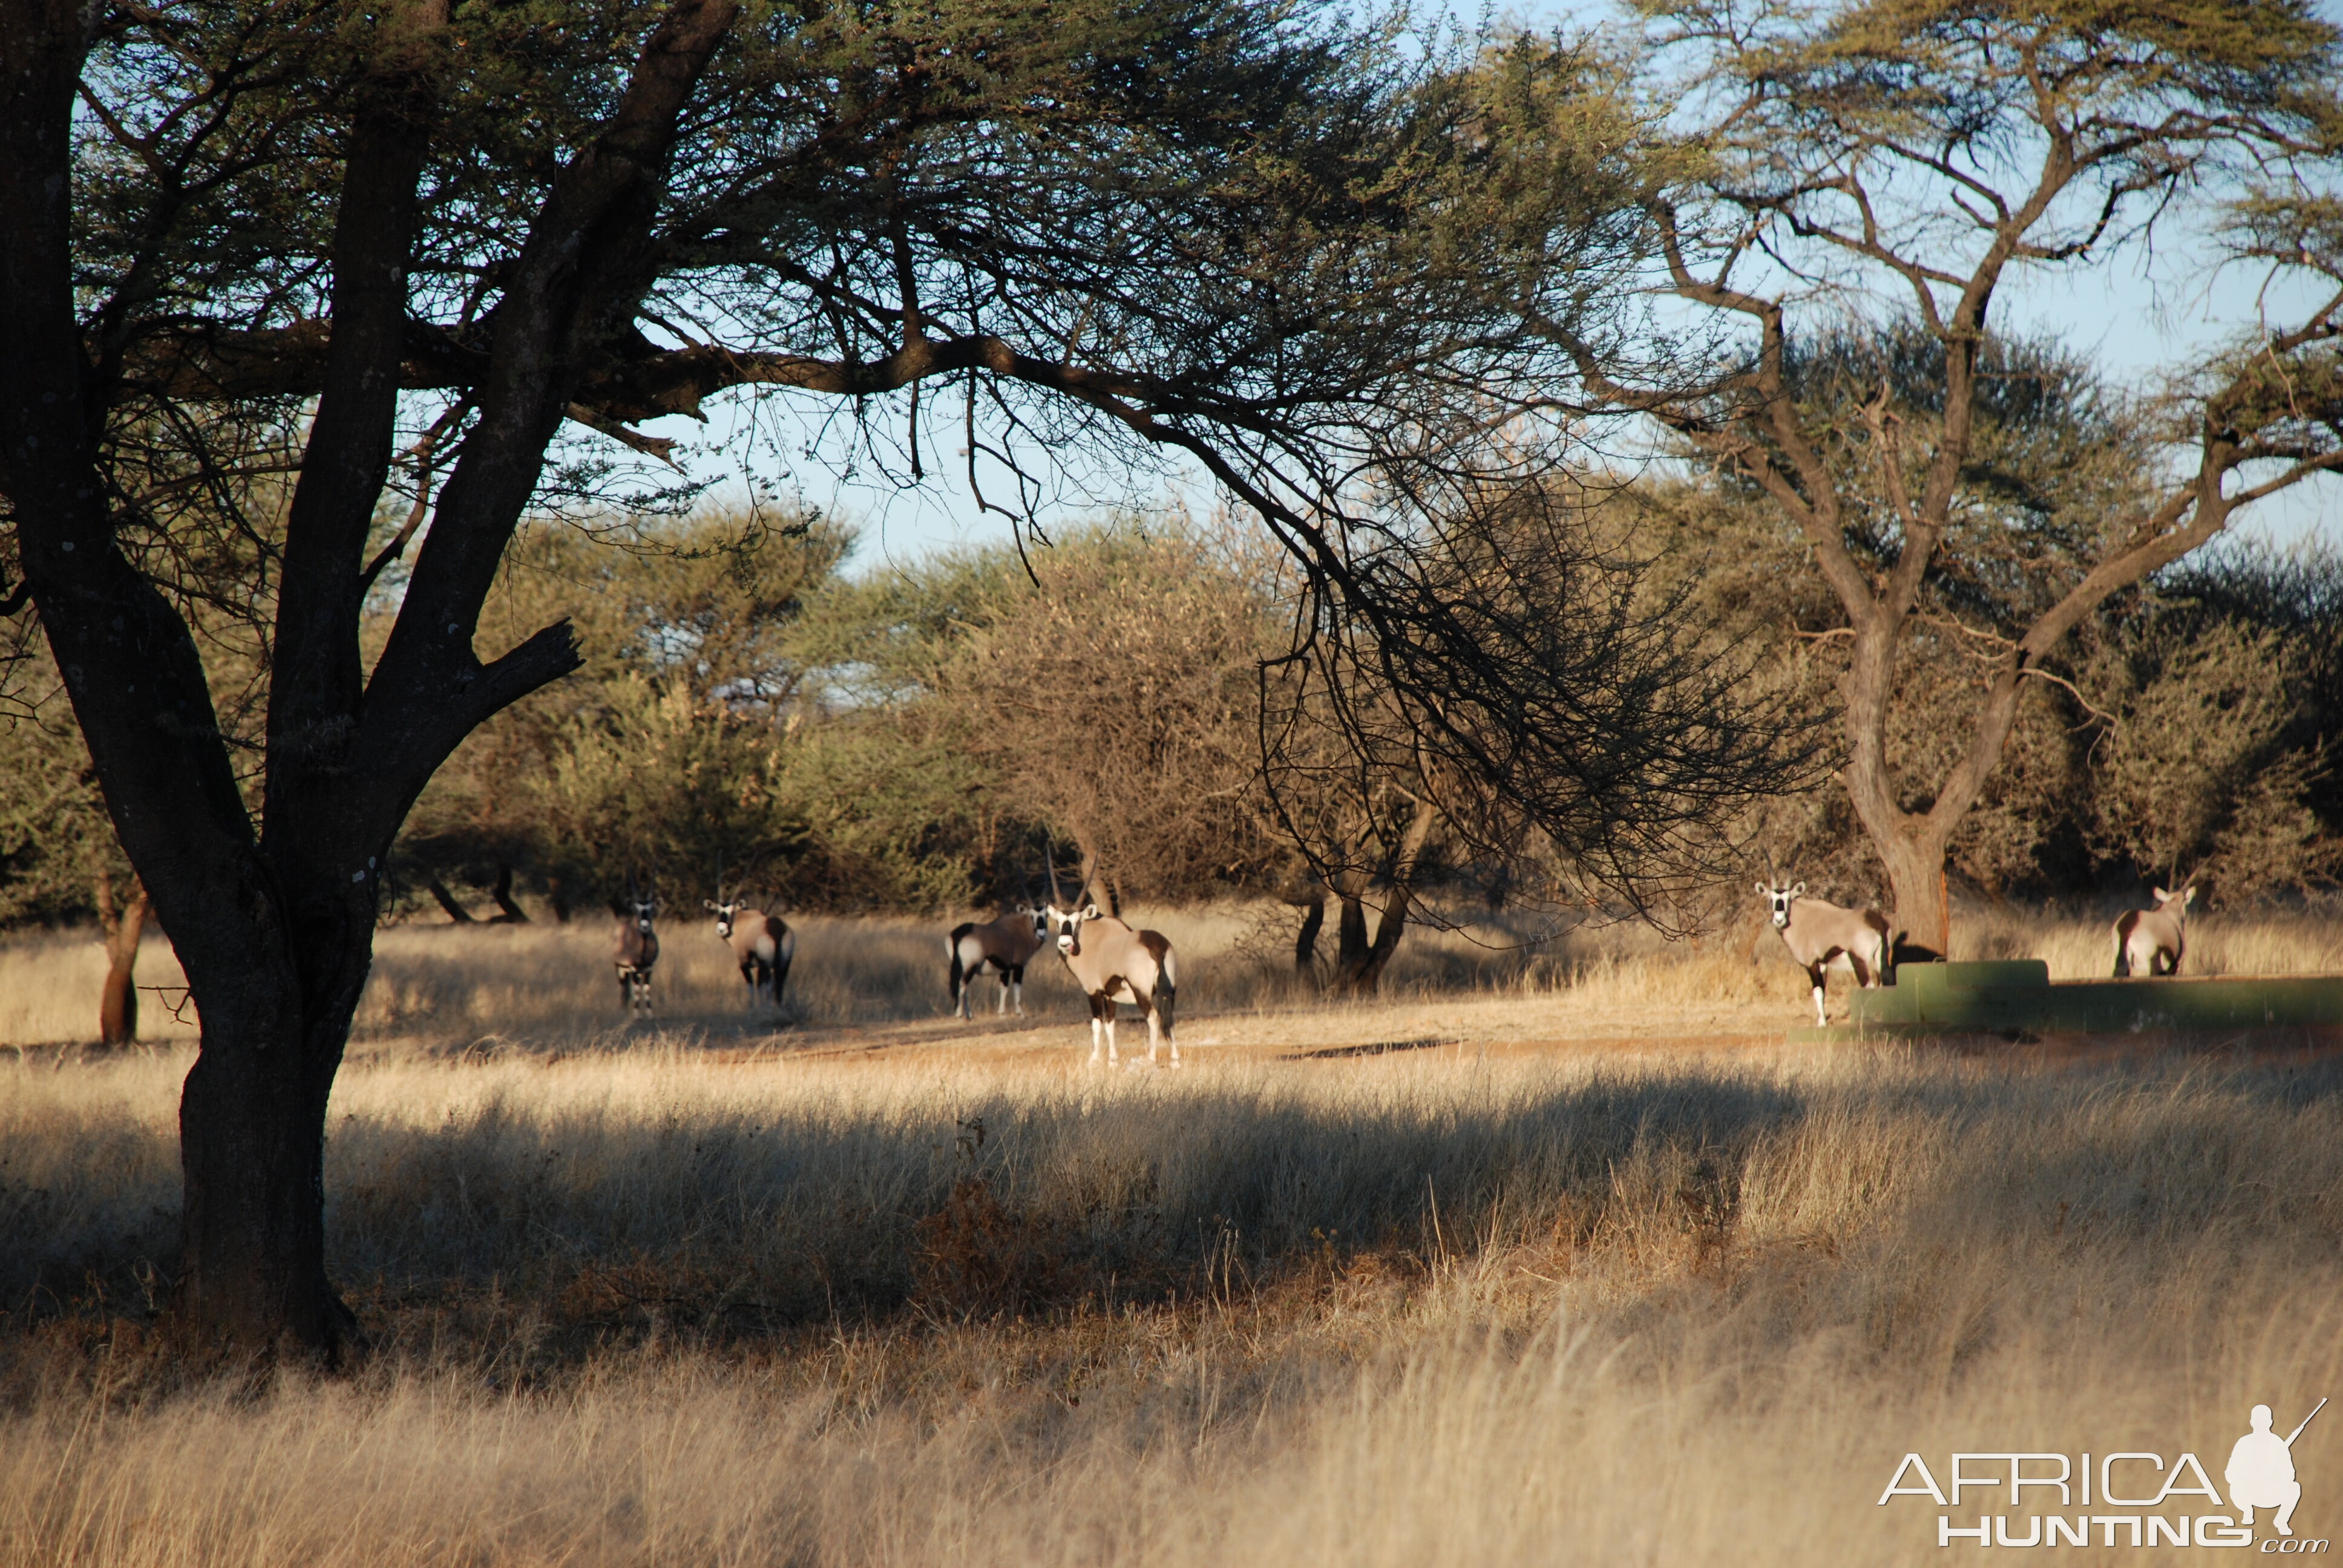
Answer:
top-left (1156, 947), bottom-right (1177, 1039)
top-left (2112, 909), bottom-right (2138, 978)
top-left (948, 924), bottom-right (972, 1003)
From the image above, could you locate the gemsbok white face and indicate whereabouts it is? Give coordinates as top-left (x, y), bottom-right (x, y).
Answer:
top-left (1763, 880), bottom-right (1806, 929)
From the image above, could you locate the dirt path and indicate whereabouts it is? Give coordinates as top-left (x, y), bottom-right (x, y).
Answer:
top-left (684, 990), bottom-right (1797, 1070)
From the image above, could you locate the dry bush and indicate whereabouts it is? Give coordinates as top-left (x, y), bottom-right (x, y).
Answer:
top-left (9, 1040), bottom-right (2343, 1564)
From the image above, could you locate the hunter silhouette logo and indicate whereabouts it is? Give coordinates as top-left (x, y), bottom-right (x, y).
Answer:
top-left (2232, 1400), bottom-right (2325, 1538)
top-left (1879, 1397), bottom-right (2329, 1550)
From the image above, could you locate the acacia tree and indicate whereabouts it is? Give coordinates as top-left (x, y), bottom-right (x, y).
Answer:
top-left (1529, 0), bottom-right (2343, 950)
top-left (2, 0), bottom-right (1741, 1353)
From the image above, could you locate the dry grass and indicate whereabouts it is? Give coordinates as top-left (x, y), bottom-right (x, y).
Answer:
top-left (5, 906), bottom-right (2343, 1565)
top-left (6, 900), bottom-right (2334, 1051)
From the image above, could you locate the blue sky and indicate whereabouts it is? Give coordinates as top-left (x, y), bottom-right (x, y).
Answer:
top-left (667, 0), bottom-right (2343, 578)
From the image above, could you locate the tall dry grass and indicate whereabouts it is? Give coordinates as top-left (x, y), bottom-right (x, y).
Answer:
top-left (8, 1033), bottom-right (2343, 1564)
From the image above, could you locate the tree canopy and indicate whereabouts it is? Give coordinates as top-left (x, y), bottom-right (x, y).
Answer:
top-left (1518, 0), bottom-right (2343, 946)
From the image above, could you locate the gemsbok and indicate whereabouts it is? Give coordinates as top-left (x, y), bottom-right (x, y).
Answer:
top-left (2112, 884), bottom-right (2195, 977)
top-left (613, 889), bottom-right (660, 1015)
top-left (706, 895), bottom-right (795, 1009)
top-left (1043, 901), bottom-right (1178, 1067)
top-left (1757, 879), bottom-right (1892, 1028)
top-left (949, 906), bottom-right (1047, 1018)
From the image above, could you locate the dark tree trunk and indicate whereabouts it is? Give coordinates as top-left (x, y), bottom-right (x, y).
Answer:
top-left (1333, 892), bottom-right (1372, 983)
top-left (175, 909), bottom-right (372, 1353)
top-left (1323, 799), bottom-right (1436, 996)
top-left (95, 871), bottom-right (149, 1046)
top-left (487, 863), bottom-right (529, 923)
top-left (1328, 884), bottom-right (1412, 994)
top-left (1293, 894), bottom-right (1325, 982)
top-left (545, 876), bottom-right (572, 923)
top-left (425, 876), bottom-right (479, 923)
top-left (0, 0), bottom-right (736, 1353)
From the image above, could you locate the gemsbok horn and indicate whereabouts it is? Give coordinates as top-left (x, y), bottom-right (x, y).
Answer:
top-left (2112, 883), bottom-right (2195, 978)
top-left (1757, 878), bottom-right (1892, 1028)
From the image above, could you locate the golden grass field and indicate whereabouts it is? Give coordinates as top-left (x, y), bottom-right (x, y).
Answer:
top-left (5, 903), bottom-right (2343, 1565)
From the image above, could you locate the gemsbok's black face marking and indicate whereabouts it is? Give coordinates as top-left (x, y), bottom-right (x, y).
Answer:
top-left (1760, 880), bottom-right (1806, 928)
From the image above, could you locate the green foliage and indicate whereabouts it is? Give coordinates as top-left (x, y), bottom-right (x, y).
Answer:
top-left (1633, 459), bottom-right (2343, 905)
top-left (393, 508), bottom-right (847, 915)
top-left (784, 519), bottom-right (1291, 908)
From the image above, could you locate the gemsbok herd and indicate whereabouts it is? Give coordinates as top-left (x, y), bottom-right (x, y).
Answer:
top-left (606, 858), bottom-right (1179, 1065)
top-left (608, 862), bottom-right (2194, 1047)
top-left (1754, 875), bottom-right (2204, 1026)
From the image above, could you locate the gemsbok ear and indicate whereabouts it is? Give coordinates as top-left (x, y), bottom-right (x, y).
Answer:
top-left (1791, 881), bottom-right (1806, 897)
top-left (2154, 887), bottom-right (2170, 903)
top-left (1754, 881), bottom-right (1767, 895)
top-left (2182, 886), bottom-right (2197, 906)
top-left (1083, 903), bottom-right (1101, 920)
top-left (704, 900), bottom-right (719, 912)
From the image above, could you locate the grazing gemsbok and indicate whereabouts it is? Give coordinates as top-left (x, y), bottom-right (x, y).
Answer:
top-left (706, 895), bottom-right (796, 1009)
top-left (2112, 884), bottom-right (2195, 978)
top-left (949, 905), bottom-right (1048, 1018)
top-left (613, 889), bottom-right (660, 1015)
top-left (1044, 901), bottom-right (1178, 1067)
top-left (1758, 880), bottom-right (1892, 1028)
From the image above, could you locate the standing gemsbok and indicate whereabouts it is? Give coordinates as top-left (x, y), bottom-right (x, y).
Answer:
top-left (949, 904), bottom-right (1048, 1018)
top-left (613, 886), bottom-right (660, 1015)
top-left (706, 894), bottom-right (795, 1010)
top-left (2112, 884), bottom-right (2195, 977)
top-left (1044, 900), bottom-right (1178, 1067)
top-left (1758, 879), bottom-right (1892, 1028)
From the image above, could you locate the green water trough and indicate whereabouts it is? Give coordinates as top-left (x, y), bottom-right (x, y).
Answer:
top-left (1788, 960), bottom-right (2343, 1042)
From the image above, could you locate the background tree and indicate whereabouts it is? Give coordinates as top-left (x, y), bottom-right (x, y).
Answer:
top-left (925, 525), bottom-right (1291, 907)
top-left (5, 0), bottom-right (1717, 1352)
top-left (2087, 563), bottom-right (2343, 897)
top-left (392, 506), bottom-right (847, 917)
top-left (1532, 0), bottom-right (2343, 951)
top-left (1625, 408), bottom-right (2343, 911)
